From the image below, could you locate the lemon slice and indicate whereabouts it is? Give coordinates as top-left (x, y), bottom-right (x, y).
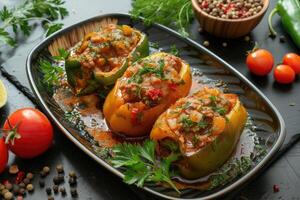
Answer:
top-left (0, 79), bottom-right (7, 108)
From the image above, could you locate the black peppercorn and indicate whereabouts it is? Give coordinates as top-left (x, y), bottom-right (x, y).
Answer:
top-left (58, 174), bottom-right (64, 182)
top-left (39, 180), bottom-right (45, 188)
top-left (59, 187), bottom-right (66, 196)
top-left (53, 185), bottom-right (59, 194)
top-left (280, 35), bottom-right (286, 43)
top-left (68, 177), bottom-right (77, 186)
top-left (53, 176), bottom-right (60, 185)
top-left (70, 188), bottom-right (78, 197)
top-left (56, 164), bottom-right (64, 174)
top-left (40, 171), bottom-right (46, 178)
top-left (46, 187), bottom-right (52, 195)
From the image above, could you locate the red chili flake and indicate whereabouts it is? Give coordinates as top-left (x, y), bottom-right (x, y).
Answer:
top-left (168, 82), bottom-right (177, 91)
top-left (131, 108), bottom-right (142, 125)
top-left (15, 171), bottom-right (25, 184)
top-left (273, 184), bottom-right (280, 193)
top-left (146, 88), bottom-right (163, 100)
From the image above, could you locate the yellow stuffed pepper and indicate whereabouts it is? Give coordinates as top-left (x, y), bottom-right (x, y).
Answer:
top-left (150, 87), bottom-right (247, 179)
top-left (103, 52), bottom-right (192, 137)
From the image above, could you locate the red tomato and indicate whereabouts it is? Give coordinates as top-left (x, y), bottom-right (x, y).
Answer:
top-left (274, 65), bottom-right (296, 84)
top-left (0, 138), bottom-right (8, 174)
top-left (246, 49), bottom-right (274, 76)
top-left (3, 108), bottom-right (53, 159)
top-left (283, 53), bottom-right (300, 74)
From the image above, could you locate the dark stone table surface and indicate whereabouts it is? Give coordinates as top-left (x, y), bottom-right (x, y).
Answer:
top-left (1, 0), bottom-right (300, 199)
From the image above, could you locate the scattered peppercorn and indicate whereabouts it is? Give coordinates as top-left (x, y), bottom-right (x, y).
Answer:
top-left (59, 187), bottom-right (66, 196)
top-left (56, 164), bottom-right (64, 174)
top-left (40, 171), bottom-right (46, 178)
top-left (15, 171), bottom-right (25, 184)
top-left (1, 189), bottom-right (9, 195)
top-left (244, 36), bottom-right (250, 42)
top-left (273, 184), bottom-right (280, 193)
top-left (9, 165), bottom-right (19, 174)
top-left (26, 173), bottom-right (34, 180)
top-left (4, 182), bottom-right (13, 190)
top-left (279, 35), bottom-right (286, 43)
top-left (16, 196), bottom-right (23, 200)
top-left (203, 40), bottom-right (210, 47)
top-left (48, 197), bottom-right (54, 200)
top-left (0, 184), bottom-right (5, 190)
top-left (222, 42), bottom-right (227, 47)
top-left (18, 188), bottom-right (26, 196)
top-left (58, 174), bottom-right (65, 182)
top-left (68, 177), bottom-right (77, 186)
top-left (4, 191), bottom-right (13, 200)
top-left (43, 166), bottom-right (50, 174)
top-left (46, 187), bottom-right (52, 195)
top-left (12, 184), bottom-right (20, 195)
top-left (39, 180), bottom-right (45, 188)
top-left (23, 178), bottom-right (30, 186)
top-left (69, 171), bottom-right (77, 179)
top-left (18, 182), bottom-right (25, 188)
top-left (70, 188), bottom-right (78, 197)
top-left (53, 176), bottom-right (61, 185)
top-left (198, 27), bottom-right (204, 34)
top-left (198, 0), bottom-right (264, 19)
top-left (26, 184), bottom-right (34, 192)
top-left (53, 185), bottom-right (59, 194)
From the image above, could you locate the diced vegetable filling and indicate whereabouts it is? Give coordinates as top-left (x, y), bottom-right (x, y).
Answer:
top-left (119, 54), bottom-right (185, 108)
top-left (163, 89), bottom-right (236, 154)
top-left (69, 24), bottom-right (141, 74)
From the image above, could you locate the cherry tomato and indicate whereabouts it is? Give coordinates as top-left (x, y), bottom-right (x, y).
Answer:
top-left (283, 53), bottom-right (300, 74)
top-left (246, 49), bottom-right (274, 76)
top-left (3, 108), bottom-right (53, 159)
top-left (274, 65), bottom-right (295, 84)
top-left (0, 138), bottom-right (8, 174)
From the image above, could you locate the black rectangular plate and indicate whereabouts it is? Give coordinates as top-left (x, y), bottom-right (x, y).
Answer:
top-left (26, 13), bottom-right (285, 200)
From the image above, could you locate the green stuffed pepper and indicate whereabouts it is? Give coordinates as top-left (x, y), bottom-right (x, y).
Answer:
top-left (150, 87), bottom-right (247, 179)
top-left (66, 24), bottom-right (149, 95)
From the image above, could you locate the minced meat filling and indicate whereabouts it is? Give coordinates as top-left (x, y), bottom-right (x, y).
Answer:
top-left (119, 54), bottom-right (185, 108)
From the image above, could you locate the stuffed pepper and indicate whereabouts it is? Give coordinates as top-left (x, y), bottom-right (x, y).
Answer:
top-left (150, 87), bottom-right (247, 179)
top-left (103, 52), bottom-right (192, 137)
top-left (66, 24), bottom-right (149, 95)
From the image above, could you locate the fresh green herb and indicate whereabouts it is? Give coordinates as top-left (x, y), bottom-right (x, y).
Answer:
top-left (0, 0), bottom-right (68, 47)
top-left (209, 156), bottom-right (252, 188)
top-left (110, 140), bottom-right (180, 193)
top-left (214, 107), bottom-right (227, 116)
top-left (64, 108), bottom-right (86, 131)
top-left (53, 48), bottom-right (69, 61)
top-left (180, 116), bottom-right (194, 129)
top-left (131, 0), bottom-right (193, 37)
top-left (182, 102), bottom-right (191, 109)
top-left (128, 61), bottom-right (165, 84)
top-left (94, 146), bottom-right (111, 159)
top-left (170, 45), bottom-right (179, 56)
top-left (198, 120), bottom-right (208, 128)
top-left (209, 95), bottom-right (217, 104)
top-left (149, 42), bottom-right (159, 49)
top-left (39, 60), bottom-right (63, 88)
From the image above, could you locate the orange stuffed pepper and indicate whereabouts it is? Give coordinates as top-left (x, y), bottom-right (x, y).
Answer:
top-left (103, 52), bottom-right (192, 137)
top-left (150, 87), bottom-right (247, 179)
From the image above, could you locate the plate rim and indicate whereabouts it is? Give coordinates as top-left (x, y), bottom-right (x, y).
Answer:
top-left (26, 13), bottom-right (286, 200)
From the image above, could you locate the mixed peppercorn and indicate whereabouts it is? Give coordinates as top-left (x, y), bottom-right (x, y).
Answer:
top-left (0, 164), bottom-right (79, 199)
top-left (198, 0), bottom-right (264, 19)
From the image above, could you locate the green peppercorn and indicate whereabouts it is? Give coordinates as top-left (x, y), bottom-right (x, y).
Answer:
top-left (26, 173), bottom-right (34, 180)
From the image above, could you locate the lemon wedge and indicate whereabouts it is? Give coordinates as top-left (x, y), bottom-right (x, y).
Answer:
top-left (0, 79), bottom-right (7, 108)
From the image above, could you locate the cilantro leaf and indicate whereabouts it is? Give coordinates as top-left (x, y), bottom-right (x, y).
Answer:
top-left (39, 59), bottom-right (63, 88)
top-left (45, 23), bottom-right (64, 36)
top-left (0, 28), bottom-right (16, 46)
top-left (52, 48), bottom-right (69, 61)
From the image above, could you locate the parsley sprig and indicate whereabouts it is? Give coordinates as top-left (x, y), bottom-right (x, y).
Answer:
top-left (110, 140), bottom-right (180, 193)
top-left (128, 60), bottom-right (165, 84)
top-left (0, 0), bottom-right (68, 47)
